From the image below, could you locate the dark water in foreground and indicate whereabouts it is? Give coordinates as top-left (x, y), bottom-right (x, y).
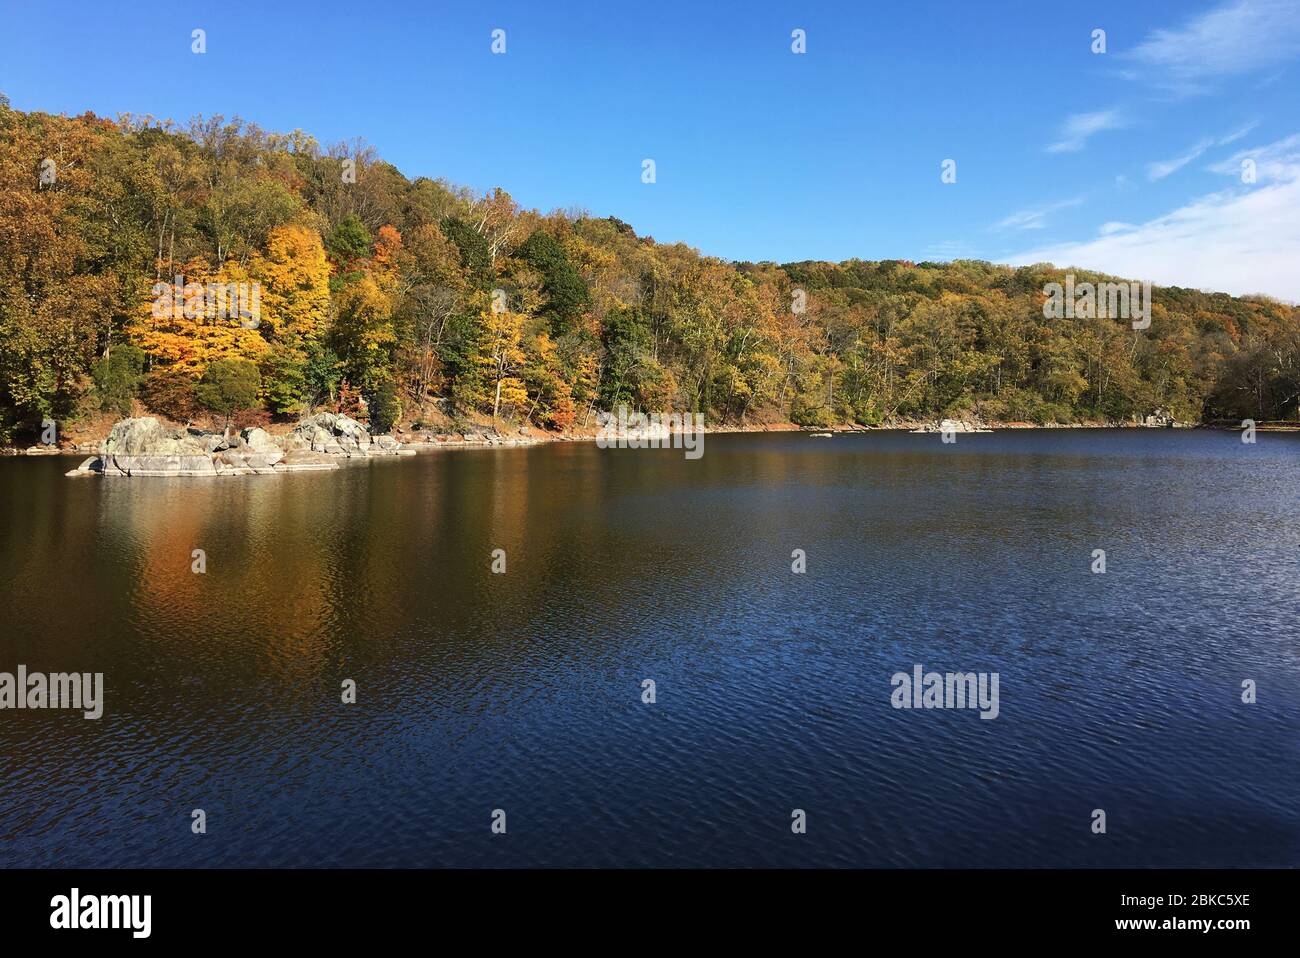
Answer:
top-left (0, 430), bottom-right (1297, 868)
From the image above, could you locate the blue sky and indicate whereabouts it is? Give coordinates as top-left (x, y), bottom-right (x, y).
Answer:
top-left (2, 0), bottom-right (1299, 297)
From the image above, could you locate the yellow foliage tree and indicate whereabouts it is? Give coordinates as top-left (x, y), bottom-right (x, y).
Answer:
top-left (331, 272), bottom-right (397, 371)
top-left (128, 256), bottom-right (268, 375)
top-left (251, 224), bottom-right (330, 343)
top-left (478, 309), bottom-right (527, 419)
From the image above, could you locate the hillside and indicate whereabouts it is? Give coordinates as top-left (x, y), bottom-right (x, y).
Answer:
top-left (1, 101), bottom-right (1298, 443)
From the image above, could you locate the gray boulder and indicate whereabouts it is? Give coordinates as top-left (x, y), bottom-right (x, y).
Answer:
top-left (240, 426), bottom-right (278, 450)
top-left (101, 417), bottom-right (208, 457)
top-left (290, 412), bottom-right (386, 457)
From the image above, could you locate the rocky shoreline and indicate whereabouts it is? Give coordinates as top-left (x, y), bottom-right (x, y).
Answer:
top-left (64, 413), bottom-right (416, 477)
top-left (0, 415), bottom-right (1285, 474)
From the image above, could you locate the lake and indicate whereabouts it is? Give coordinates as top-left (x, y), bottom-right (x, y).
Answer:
top-left (1, 429), bottom-right (1297, 867)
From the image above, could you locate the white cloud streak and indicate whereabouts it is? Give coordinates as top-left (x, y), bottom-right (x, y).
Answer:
top-left (992, 197), bottom-right (1084, 232)
top-left (1125, 0), bottom-right (1300, 93)
top-left (1047, 110), bottom-right (1126, 154)
top-left (1010, 135), bottom-right (1300, 301)
top-left (1145, 123), bottom-right (1257, 181)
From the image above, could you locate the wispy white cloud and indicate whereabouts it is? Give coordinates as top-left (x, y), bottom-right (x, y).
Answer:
top-left (1010, 134), bottom-right (1300, 301)
top-left (1145, 123), bottom-right (1257, 180)
top-left (1146, 143), bottom-right (1210, 181)
top-left (1125, 0), bottom-right (1300, 93)
top-left (1209, 132), bottom-right (1300, 177)
top-left (991, 197), bottom-right (1084, 232)
top-left (1047, 110), bottom-right (1126, 154)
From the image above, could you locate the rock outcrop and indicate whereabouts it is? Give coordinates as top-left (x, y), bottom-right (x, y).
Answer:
top-left (909, 419), bottom-right (993, 434)
top-left (67, 415), bottom-right (411, 478)
top-left (284, 412), bottom-right (362, 456)
top-left (279, 412), bottom-right (411, 457)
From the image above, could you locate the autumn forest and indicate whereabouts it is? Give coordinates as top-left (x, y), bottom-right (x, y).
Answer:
top-left (1, 98), bottom-right (1298, 444)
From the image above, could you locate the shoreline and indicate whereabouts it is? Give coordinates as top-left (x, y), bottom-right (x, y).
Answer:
top-left (6, 417), bottom-right (1294, 461)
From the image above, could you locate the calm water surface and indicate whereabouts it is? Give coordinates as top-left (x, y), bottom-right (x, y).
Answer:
top-left (1, 430), bottom-right (1298, 867)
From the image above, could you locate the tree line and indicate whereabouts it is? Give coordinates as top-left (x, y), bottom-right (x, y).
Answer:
top-left (1, 99), bottom-right (1297, 443)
